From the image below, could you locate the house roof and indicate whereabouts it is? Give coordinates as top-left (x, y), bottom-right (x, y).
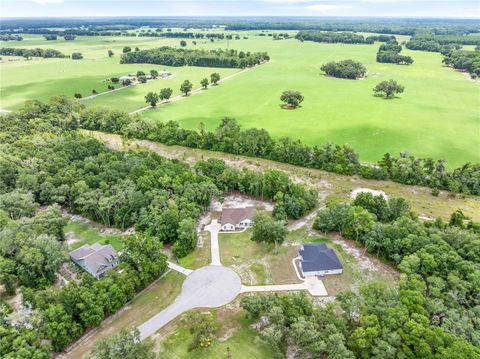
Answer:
top-left (69, 243), bottom-right (118, 275)
top-left (299, 243), bottom-right (343, 273)
top-left (220, 207), bottom-right (254, 226)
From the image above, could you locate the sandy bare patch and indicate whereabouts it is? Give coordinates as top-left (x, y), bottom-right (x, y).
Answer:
top-left (65, 231), bottom-right (80, 247)
top-left (210, 192), bottom-right (274, 212)
top-left (288, 210), bottom-right (318, 231)
top-left (330, 234), bottom-right (399, 278)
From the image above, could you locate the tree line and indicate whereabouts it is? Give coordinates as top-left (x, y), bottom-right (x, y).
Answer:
top-left (0, 47), bottom-right (66, 58)
top-left (442, 49), bottom-right (480, 78)
top-left (225, 19), bottom-right (480, 36)
top-left (0, 97), bottom-right (318, 356)
top-left (77, 109), bottom-right (480, 196)
top-left (376, 41), bottom-right (413, 65)
top-left (406, 34), bottom-right (480, 53)
top-left (0, 34), bottom-right (23, 41)
top-left (240, 193), bottom-right (480, 358)
top-left (296, 31), bottom-right (373, 44)
top-left (120, 46), bottom-right (269, 68)
top-left (137, 31), bottom-right (227, 39)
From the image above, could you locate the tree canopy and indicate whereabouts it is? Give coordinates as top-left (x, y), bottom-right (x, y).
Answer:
top-left (321, 60), bottom-right (366, 79)
top-left (280, 90), bottom-right (304, 108)
top-left (373, 79), bottom-right (405, 98)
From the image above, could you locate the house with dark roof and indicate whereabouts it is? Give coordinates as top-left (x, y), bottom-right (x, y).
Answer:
top-left (299, 243), bottom-right (343, 276)
top-left (220, 207), bottom-right (255, 231)
top-left (69, 243), bottom-right (119, 279)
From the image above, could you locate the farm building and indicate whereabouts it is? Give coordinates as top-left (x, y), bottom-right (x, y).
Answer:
top-left (119, 75), bottom-right (134, 82)
top-left (69, 243), bottom-right (119, 279)
top-left (220, 207), bottom-right (254, 231)
top-left (299, 243), bottom-right (343, 277)
top-left (159, 70), bottom-right (172, 78)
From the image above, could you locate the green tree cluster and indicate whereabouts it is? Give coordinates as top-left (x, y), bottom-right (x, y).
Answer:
top-left (120, 46), bottom-right (269, 68)
top-left (320, 59), bottom-right (366, 79)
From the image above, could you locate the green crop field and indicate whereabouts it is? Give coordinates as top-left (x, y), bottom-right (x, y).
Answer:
top-left (0, 34), bottom-right (238, 110)
top-left (1, 31), bottom-right (479, 167)
top-left (139, 34), bottom-right (480, 167)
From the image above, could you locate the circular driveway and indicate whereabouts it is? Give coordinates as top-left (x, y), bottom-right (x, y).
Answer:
top-left (182, 265), bottom-right (241, 307)
top-left (138, 265), bottom-right (241, 340)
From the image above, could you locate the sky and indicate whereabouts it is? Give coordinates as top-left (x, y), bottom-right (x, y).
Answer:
top-left (1, 0), bottom-right (479, 19)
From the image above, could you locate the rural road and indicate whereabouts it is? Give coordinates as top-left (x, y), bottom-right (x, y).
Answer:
top-left (205, 220), bottom-right (222, 265)
top-left (137, 265), bottom-right (241, 340)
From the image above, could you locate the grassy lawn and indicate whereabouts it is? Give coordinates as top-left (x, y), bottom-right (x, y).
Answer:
top-left (177, 231), bottom-right (211, 270)
top-left (64, 221), bottom-right (125, 251)
top-left (140, 35), bottom-right (480, 168)
top-left (154, 300), bottom-right (274, 359)
top-left (219, 226), bottom-right (398, 294)
top-left (0, 34), bottom-right (238, 111)
top-left (293, 228), bottom-right (399, 295)
top-left (66, 271), bottom-right (185, 359)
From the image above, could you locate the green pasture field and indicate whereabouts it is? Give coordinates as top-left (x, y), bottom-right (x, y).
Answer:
top-left (1, 31), bottom-right (479, 166)
top-left (139, 34), bottom-right (479, 167)
top-left (0, 34), bottom-right (239, 110)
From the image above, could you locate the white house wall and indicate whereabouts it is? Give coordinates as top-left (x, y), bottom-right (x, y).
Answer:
top-left (303, 269), bottom-right (343, 277)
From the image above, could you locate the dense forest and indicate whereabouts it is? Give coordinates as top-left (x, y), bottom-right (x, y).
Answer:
top-left (241, 192), bottom-right (480, 358)
top-left (442, 50), bottom-right (480, 78)
top-left (376, 41), bottom-right (413, 64)
top-left (120, 46), bottom-right (269, 68)
top-left (0, 98), bottom-right (317, 356)
top-left (406, 34), bottom-right (480, 53)
top-left (296, 31), bottom-right (398, 45)
top-left (296, 31), bottom-right (371, 44)
top-left (2, 17), bottom-right (479, 36)
top-left (0, 47), bottom-right (66, 58)
top-left (76, 108), bottom-right (480, 195)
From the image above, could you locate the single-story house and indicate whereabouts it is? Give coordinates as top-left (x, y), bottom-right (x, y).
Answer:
top-left (69, 243), bottom-right (119, 279)
top-left (220, 207), bottom-right (254, 231)
top-left (299, 243), bottom-right (343, 277)
top-left (119, 75), bottom-right (134, 82)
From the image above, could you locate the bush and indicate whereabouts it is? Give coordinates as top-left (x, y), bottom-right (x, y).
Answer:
top-left (71, 52), bottom-right (83, 60)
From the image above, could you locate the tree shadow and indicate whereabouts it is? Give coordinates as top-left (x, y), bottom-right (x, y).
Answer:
top-left (373, 93), bottom-right (402, 100)
top-left (279, 104), bottom-right (302, 110)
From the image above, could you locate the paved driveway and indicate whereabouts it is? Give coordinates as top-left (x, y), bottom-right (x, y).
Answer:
top-left (167, 261), bottom-right (193, 276)
top-left (205, 220), bottom-right (221, 265)
top-left (138, 265), bottom-right (241, 340)
top-left (240, 279), bottom-right (327, 296)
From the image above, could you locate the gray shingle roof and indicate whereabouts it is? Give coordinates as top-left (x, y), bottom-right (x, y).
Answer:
top-left (69, 243), bottom-right (118, 276)
top-left (299, 244), bottom-right (343, 272)
top-left (220, 207), bottom-right (254, 226)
